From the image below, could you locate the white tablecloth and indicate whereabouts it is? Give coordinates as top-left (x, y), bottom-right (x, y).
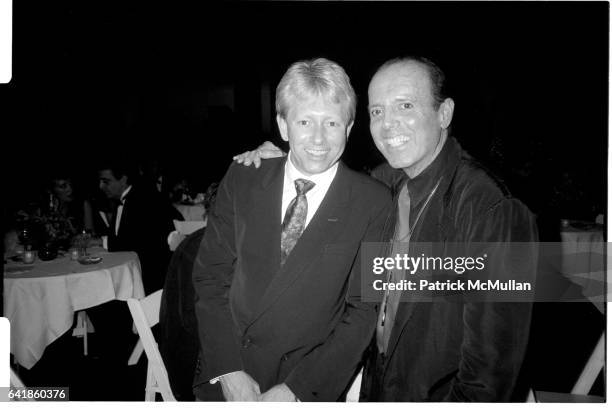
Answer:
top-left (174, 203), bottom-right (206, 221)
top-left (3, 250), bottom-right (145, 369)
top-left (560, 223), bottom-right (606, 313)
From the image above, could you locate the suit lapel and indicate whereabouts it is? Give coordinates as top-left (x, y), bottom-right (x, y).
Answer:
top-left (384, 300), bottom-right (417, 365)
top-left (248, 163), bottom-right (351, 326)
top-left (246, 159), bottom-right (285, 275)
top-left (115, 186), bottom-right (134, 237)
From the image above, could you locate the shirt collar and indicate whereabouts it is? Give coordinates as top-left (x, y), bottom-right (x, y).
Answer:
top-left (285, 151), bottom-right (339, 188)
top-left (401, 136), bottom-right (461, 208)
top-left (119, 185), bottom-right (133, 204)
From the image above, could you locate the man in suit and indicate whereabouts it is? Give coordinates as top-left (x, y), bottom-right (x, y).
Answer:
top-left (234, 56), bottom-right (538, 401)
top-left (85, 161), bottom-right (178, 364)
top-left (98, 161), bottom-right (177, 294)
top-left (192, 58), bottom-right (392, 402)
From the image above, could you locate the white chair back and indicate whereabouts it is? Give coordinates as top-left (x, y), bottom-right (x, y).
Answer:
top-left (168, 220), bottom-right (206, 251)
top-left (173, 220), bottom-right (206, 235)
top-left (127, 290), bottom-right (176, 401)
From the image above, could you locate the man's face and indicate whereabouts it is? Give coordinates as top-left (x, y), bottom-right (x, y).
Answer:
top-left (277, 94), bottom-right (353, 176)
top-left (98, 169), bottom-right (127, 200)
top-left (368, 61), bottom-right (453, 177)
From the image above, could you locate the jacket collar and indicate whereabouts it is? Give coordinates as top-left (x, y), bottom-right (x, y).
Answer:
top-left (391, 136), bottom-right (461, 209)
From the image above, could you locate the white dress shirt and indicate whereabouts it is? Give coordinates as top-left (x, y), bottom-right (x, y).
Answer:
top-left (115, 185), bottom-right (132, 236)
top-left (281, 152), bottom-right (338, 227)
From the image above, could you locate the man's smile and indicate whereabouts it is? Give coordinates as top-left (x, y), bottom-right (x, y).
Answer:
top-left (305, 148), bottom-right (330, 157)
top-left (383, 135), bottom-right (411, 148)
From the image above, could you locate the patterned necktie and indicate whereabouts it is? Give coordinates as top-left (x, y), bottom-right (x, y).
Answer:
top-left (377, 184), bottom-right (411, 353)
top-left (280, 178), bottom-right (315, 265)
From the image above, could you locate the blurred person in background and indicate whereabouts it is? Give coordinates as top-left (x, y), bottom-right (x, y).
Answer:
top-left (98, 159), bottom-right (176, 294)
top-left (159, 182), bottom-right (218, 401)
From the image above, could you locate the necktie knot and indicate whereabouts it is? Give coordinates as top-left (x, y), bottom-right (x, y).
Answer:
top-left (294, 179), bottom-right (315, 196)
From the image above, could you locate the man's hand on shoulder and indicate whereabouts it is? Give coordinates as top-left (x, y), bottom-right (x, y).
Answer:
top-left (219, 370), bottom-right (261, 401)
top-left (233, 140), bottom-right (286, 168)
top-left (259, 383), bottom-right (298, 402)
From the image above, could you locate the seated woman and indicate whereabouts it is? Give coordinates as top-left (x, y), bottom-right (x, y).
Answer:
top-left (47, 175), bottom-right (96, 234)
top-left (29, 173), bottom-right (100, 249)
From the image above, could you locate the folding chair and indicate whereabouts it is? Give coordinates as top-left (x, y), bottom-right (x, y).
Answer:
top-left (571, 331), bottom-right (604, 395)
top-left (531, 331), bottom-right (605, 402)
top-left (10, 367), bottom-right (36, 401)
top-left (127, 290), bottom-right (176, 401)
top-left (345, 367), bottom-right (363, 402)
top-left (167, 220), bottom-right (206, 251)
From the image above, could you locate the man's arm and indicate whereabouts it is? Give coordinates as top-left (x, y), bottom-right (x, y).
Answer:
top-left (445, 199), bottom-right (537, 401)
top-left (282, 192), bottom-right (393, 401)
top-left (192, 164), bottom-right (260, 400)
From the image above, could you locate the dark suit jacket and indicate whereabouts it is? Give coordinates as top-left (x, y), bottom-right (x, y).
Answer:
top-left (108, 183), bottom-right (177, 294)
top-left (192, 158), bottom-right (392, 402)
top-left (159, 227), bottom-right (206, 401)
top-left (361, 137), bottom-right (537, 401)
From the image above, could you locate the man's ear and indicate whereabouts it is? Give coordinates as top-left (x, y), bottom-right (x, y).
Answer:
top-left (119, 175), bottom-right (129, 187)
top-left (438, 98), bottom-right (455, 130)
top-left (346, 121), bottom-right (354, 138)
top-left (277, 115), bottom-right (289, 142)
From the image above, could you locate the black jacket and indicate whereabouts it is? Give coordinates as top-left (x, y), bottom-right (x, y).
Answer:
top-left (193, 159), bottom-right (392, 401)
top-left (107, 183), bottom-right (177, 294)
top-left (361, 137), bottom-right (538, 401)
top-left (159, 227), bottom-right (206, 401)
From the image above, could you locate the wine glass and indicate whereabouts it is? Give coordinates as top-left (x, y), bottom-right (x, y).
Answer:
top-left (17, 226), bottom-right (31, 250)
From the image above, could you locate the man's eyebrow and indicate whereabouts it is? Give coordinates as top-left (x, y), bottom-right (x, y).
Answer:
top-left (394, 94), bottom-right (413, 101)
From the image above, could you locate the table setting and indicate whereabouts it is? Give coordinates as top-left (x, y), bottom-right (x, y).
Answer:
top-left (4, 246), bottom-right (145, 369)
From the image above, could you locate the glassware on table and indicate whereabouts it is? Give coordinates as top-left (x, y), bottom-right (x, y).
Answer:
top-left (18, 227), bottom-right (32, 251)
top-left (76, 229), bottom-right (91, 258)
top-left (38, 242), bottom-right (58, 261)
top-left (69, 247), bottom-right (80, 261)
top-left (23, 250), bottom-right (35, 264)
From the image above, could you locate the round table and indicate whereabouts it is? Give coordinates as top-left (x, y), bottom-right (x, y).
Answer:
top-left (560, 222), bottom-right (606, 313)
top-left (4, 249), bottom-right (145, 369)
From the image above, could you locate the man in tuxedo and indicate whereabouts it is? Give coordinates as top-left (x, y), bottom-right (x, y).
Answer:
top-left (84, 161), bottom-right (175, 363)
top-left (192, 58), bottom-right (392, 402)
top-left (98, 161), bottom-right (176, 294)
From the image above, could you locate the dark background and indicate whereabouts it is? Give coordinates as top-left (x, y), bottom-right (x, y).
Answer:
top-left (1, 1), bottom-right (608, 222)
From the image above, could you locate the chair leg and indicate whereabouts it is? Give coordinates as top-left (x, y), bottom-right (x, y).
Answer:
top-left (83, 312), bottom-right (88, 356)
top-left (128, 340), bottom-right (144, 365)
top-left (571, 332), bottom-right (605, 395)
top-left (73, 311), bottom-right (90, 356)
top-left (145, 363), bottom-right (156, 401)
